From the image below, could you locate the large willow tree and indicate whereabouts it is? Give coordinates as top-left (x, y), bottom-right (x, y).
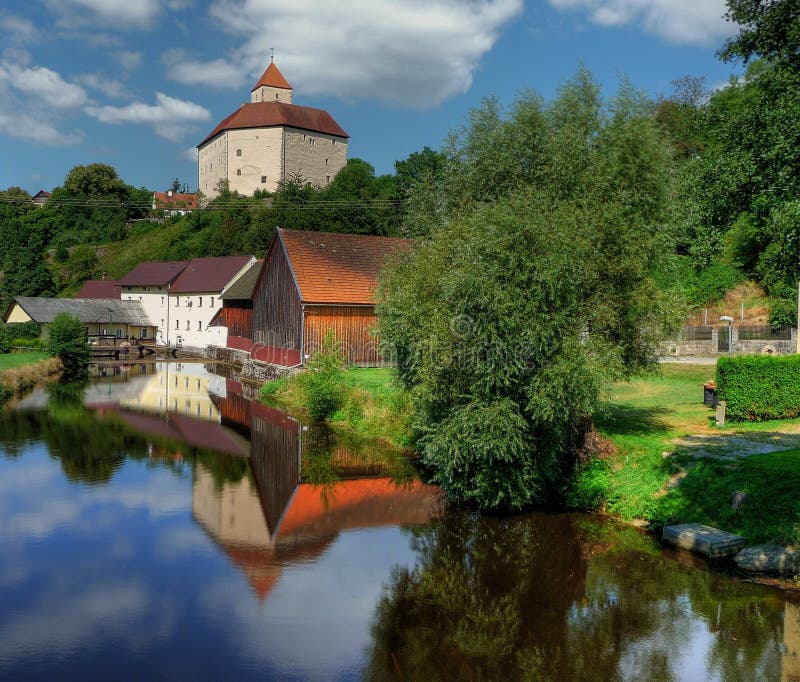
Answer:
top-left (377, 72), bottom-right (683, 511)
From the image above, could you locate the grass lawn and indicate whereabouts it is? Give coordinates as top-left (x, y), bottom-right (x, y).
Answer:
top-left (0, 352), bottom-right (49, 371)
top-left (592, 362), bottom-right (800, 544)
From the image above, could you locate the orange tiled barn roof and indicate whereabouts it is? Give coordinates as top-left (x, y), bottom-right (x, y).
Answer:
top-left (278, 228), bottom-right (410, 305)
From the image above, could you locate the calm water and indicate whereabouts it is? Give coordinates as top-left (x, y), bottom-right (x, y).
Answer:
top-left (0, 362), bottom-right (798, 681)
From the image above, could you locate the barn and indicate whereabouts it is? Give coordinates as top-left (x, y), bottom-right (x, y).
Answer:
top-left (251, 228), bottom-right (408, 366)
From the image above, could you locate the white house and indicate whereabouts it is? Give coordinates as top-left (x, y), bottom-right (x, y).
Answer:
top-left (117, 256), bottom-right (255, 347)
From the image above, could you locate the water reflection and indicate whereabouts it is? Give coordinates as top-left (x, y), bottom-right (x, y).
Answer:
top-left (1, 362), bottom-right (799, 680)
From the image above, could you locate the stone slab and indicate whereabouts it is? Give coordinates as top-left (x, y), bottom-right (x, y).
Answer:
top-left (662, 523), bottom-right (746, 559)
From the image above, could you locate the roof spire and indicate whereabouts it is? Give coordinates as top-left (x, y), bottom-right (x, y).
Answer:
top-left (270, 48), bottom-right (274, 64)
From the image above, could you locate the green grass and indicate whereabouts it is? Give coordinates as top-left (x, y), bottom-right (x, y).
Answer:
top-left (0, 351), bottom-right (49, 371)
top-left (261, 367), bottom-right (412, 448)
top-left (656, 450), bottom-right (800, 544)
top-left (581, 362), bottom-right (800, 545)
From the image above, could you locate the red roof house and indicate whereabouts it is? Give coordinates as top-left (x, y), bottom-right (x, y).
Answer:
top-left (249, 229), bottom-right (409, 366)
top-left (75, 279), bottom-right (121, 299)
top-left (152, 191), bottom-right (198, 215)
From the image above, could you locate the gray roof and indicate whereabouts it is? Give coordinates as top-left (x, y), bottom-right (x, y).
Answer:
top-left (12, 297), bottom-right (154, 326)
top-left (221, 260), bottom-right (263, 300)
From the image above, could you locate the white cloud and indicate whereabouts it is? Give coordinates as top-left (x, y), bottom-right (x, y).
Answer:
top-left (77, 72), bottom-right (129, 99)
top-left (172, 0), bottom-right (522, 107)
top-left (86, 92), bottom-right (211, 139)
top-left (548, 0), bottom-right (734, 45)
top-left (7, 64), bottom-right (88, 108)
top-left (0, 14), bottom-right (38, 43)
top-left (163, 49), bottom-right (246, 89)
top-left (52, 0), bottom-right (161, 27)
top-left (113, 49), bottom-right (144, 71)
top-left (182, 146), bottom-right (199, 162)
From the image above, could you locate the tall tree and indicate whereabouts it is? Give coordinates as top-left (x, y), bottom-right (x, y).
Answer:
top-left (720, 0), bottom-right (800, 68)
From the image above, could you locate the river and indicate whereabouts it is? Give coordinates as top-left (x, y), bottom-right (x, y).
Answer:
top-left (0, 362), bottom-right (797, 681)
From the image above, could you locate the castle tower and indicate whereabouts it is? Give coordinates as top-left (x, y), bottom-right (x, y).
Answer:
top-left (251, 61), bottom-right (293, 104)
top-left (198, 61), bottom-right (348, 200)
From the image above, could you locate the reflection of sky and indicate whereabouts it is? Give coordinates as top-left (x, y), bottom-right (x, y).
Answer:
top-left (0, 445), bottom-right (419, 680)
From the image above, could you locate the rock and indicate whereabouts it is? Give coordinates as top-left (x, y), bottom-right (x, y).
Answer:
top-left (731, 491), bottom-right (747, 511)
top-left (734, 545), bottom-right (800, 576)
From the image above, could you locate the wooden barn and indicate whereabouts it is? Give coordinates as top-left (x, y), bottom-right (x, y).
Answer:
top-left (250, 228), bottom-right (408, 366)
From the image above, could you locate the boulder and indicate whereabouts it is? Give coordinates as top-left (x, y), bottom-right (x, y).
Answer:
top-left (734, 545), bottom-right (800, 576)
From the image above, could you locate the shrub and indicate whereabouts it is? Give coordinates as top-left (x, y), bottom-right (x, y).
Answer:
top-left (716, 355), bottom-right (800, 421)
top-left (0, 327), bottom-right (9, 354)
top-left (46, 313), bottom-right (89, 379)
top-left (689, 262), bottom-right (742, 306)
top-left (301, 330), bottom-right (346, 422)
top-left (769, 296), bottom-right (797, 328)
top-left (6, 321), bottom-right (41, 339)
top-left (565, 457), bottom-right (611, 510)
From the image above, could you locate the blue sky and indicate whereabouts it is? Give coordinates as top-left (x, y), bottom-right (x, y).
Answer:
top-left (0, 0), bottom-right (742, 194)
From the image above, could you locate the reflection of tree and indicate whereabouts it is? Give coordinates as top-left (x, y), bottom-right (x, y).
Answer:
top-left (367, 512), bottom-right (786, 681)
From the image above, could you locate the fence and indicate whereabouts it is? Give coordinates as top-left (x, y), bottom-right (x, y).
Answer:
top-left (667, 325), bottom-right (796, 357)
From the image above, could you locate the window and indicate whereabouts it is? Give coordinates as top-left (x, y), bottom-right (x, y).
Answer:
top-left (176, 296), bottom-right (180, 306)
top-left (141, 328), bottom-right (147, 339)
top-left (275, 93), bottom-right (279, 100)
top-left (186, 320), bottom-right (190, 331)
top-left (175, 320), bottom-right (179, 329)
top-left (198, 297), bottom-right (203, 307)
top-left (325, 158), bottom-right (328, 165)
top-left (236, 149), bottom-right (242, 157)
top-left (261, 175), bottom-right (267, 183)
top-left (236, 169), bottom-right (242, 176)
top-left (326, 175), bottom-right (331, 184)
top-left (161, 297), bottom-right (165, 305)
top-left (210, 297), bottom-right (214, 307)
top-left (161, 319), bottom-right (164, 329)
top-left (197, 321), bottom-right (202, 331)
top-left (116, 329), bottom-right (123, 338)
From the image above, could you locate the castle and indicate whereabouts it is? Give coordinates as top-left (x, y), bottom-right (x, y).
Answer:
top-left (197, 61), bottom-right (349, 199)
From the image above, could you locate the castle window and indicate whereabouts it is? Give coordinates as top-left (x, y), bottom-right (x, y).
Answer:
top-left (261, 176), bottom-right (267, 183)
top-left (325, 158), bottom-right (328, 165)
top-left (198, 297), bottom-right (203, 307)
top-left (275, 93), bottom-right (279, 100)
top-left (197, 321), bottom-right (202, 331)
top-left (175, 320), bottom-right (179, 329)
top-left (326, 175), bottom-right (331, 184)
top-left (236, 169), bottom-right (242, 176)
top-left (236, 149), bottom-right (242, 157)
top-left (186, 320), bottom-right (190, 331)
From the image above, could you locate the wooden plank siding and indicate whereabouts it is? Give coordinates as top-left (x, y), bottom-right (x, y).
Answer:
top-left (215, 307), bottom-right (253, 339)
top-left (304, 305), bottom-right (382, 366)
top-left (253, 243), bottom-right (303, 353)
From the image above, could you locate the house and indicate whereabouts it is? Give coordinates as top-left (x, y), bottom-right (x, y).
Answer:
top-left (208, 258), bottom-right (264, 351)
top-left (152, 190), bottom-right (198, 216)
top-left (118, 255), bottom-right (256, 347)
top-left (32, 190), bottom-right (50, 207)
top-left (75, 278), bottom-right (120, 299)
top-left (4, 297), bottom-right (156, 342)
top-left (250, 228), bottom-right (409, 366)
top-left (197, 60), bottom-right (348, 199)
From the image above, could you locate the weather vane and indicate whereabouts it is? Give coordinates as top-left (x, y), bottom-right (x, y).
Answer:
top-left (270, 48), bottom-right (274, 63)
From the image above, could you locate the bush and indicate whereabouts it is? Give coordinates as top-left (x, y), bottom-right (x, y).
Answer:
top-left (689, 262), bottom-right (742, 306)
top-left (0, 327), bottom-right (9, 354)
top-left (421, 398), bottom-right (548, 511)
top-left (716, 355), bottom-right (800, 421)
top-left (565, 457), bottom-right (611, 510)
top-left (300, 330), bottom-right (346, 422)
top-left (46, 313), bottom-right (89, 379)
top-left (6, 321), bottom-right (41, 338)
top-left (769, 295), bottom-right (797, 328)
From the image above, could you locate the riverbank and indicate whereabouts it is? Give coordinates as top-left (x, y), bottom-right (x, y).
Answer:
top-left (0, 353), bottom-right (62, 404)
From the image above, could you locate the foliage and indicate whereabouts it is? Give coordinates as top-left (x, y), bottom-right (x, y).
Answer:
top-left (720, 0), bottom-right (800, 69)
top-left (378, 74), bottom-right (682, 511)
top-left (0, 326), bottom-right (9, 354)
top-left (300, 330), bottom-right (347, 422)
top-left (768, 288), bottom-right (797, 328)
top-left (689, 262), bottom-right (743, 306)
top-left (46, 313), bottom-right (89, 379)
top-left (716, 355), bottom-right (800, 421)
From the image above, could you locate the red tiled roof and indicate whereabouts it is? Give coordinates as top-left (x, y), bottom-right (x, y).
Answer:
top-left (118, 260), bottom-right (189, 287)
top-left (75, 279), bottom-right (120, 299)
top-left (199, 102), bottom-right (349, 146)
top-left (170, 255), bottom-right (254, 294)
top-left (278, 229), bottom-right (410, 304)
top-left (153, 192), bottom-right (198, 209)
top-left (251, 62), bottom-right (292, 92)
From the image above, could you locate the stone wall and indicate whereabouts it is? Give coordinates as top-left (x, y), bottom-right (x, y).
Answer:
top-left (198, 134), bottom-right (228, 199)
top-left (283, 127), bottom-right (347, 189)
top-left (664, 326), bottom-right (797, 357)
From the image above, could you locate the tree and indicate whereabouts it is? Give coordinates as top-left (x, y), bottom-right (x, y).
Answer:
top-left (720, 0), bottom-right (800, 68)
top-left (378, 74), bottom-right (682, 511)
top-left (46, 313), bottom-right (89, 379)
top-left (170, 177), bottom-right (181, 193)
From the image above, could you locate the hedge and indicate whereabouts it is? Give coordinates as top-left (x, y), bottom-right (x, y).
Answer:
top-left (716, 355), bottom-right (800, 421)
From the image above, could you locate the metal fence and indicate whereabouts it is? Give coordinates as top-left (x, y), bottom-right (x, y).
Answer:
top-left (681, 326), bottom-right (713, 341)
top-left (736, 326), bottom-right (792, 341)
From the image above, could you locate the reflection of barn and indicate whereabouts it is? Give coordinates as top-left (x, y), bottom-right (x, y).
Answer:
top-left (196, 385), bottom-right (441, 601)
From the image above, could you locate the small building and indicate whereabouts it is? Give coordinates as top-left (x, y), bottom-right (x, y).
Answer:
top-left (152, 191), bottom-right (198, 216)
top-left (118, 256), bottom-right (255, 347)
top-left (4, 297), bottom-right (156, 342)
top-left (75, 278), bottom-right (120, 299)
top-left (251, 228), bottom-right (409, 366)
top-left (197, 61), bottom-right (349, 199)
top-left (208, 258), bottom-right (264, 351)
top-left (32, 190), bottom-right (50, 207)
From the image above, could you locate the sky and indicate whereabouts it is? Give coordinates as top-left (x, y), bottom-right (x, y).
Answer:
top-left (0, 0), bottom-right (743, 195)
